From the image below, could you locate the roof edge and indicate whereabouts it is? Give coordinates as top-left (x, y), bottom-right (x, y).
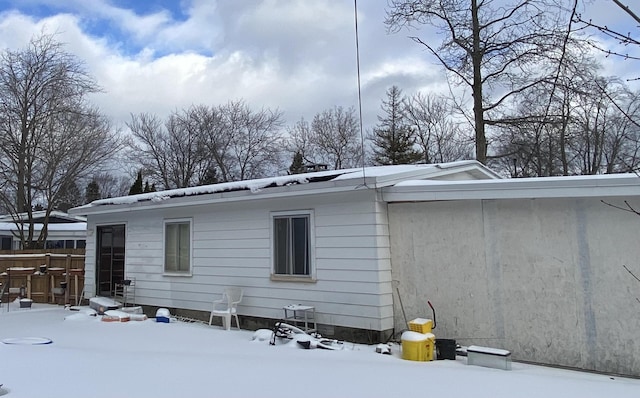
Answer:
top-left (382, 174), bottom-right (640, 201)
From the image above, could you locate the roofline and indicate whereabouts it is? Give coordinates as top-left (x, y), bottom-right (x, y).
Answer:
top-left (381, 174), bottom-right (640, 201)
top-left (364, 160), bottom-right (500, 186)
top-left (69, 161), bottom-right (499, 216)
top-left (70, 180), bottom-right (375, 216)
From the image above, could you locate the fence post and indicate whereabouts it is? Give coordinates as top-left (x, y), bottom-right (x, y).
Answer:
top-left (46, 254), bottom-right (53, 303)
top-left (65, 255), bottom-right (71, 305)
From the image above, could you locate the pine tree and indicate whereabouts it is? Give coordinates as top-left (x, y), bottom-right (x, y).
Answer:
top-left (85, 180), bottom-right (101, 203)
top-left (371, 86), bottom-right (421, 165)
top-left (128, 171), bottom-right (144, 195)
top-left (199, 166), bottom-right (219, 185)
top-left (289, 152), bottom-right (305, 174)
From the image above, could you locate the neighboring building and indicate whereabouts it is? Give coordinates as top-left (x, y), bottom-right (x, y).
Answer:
top-left (69, 162), bottom-right (640, 377)
top-left (0, 210), bottom-right (87, 250)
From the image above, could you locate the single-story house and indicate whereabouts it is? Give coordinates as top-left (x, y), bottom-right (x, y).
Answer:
top-left (0, 210), bottom-right (87, 250)
top-left (69, 161), bottom-right (640, 377)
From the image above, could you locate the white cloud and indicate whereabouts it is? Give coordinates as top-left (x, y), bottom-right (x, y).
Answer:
top-left (1, 0), bottom-right (633, 141)
top-left (0, 1), bottom-right (437, 132)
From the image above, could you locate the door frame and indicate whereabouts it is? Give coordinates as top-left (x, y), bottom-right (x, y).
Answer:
top-left (96, 224), bottom-right (126, 297)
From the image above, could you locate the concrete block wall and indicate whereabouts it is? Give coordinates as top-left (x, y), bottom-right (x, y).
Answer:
top-left (388, 197), bottom-right (640, 377)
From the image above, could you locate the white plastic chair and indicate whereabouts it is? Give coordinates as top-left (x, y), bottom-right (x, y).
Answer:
top-left (209, 287), bottom-right (243, 330)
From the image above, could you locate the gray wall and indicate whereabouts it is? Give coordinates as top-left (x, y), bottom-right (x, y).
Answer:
top-left (389, 197), bottom-right (640, 376)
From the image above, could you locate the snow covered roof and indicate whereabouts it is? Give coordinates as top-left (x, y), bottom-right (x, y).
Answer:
top-left (0, 210), bottom-right (86, 223)
top-left (69, 161), bottom-right (498, 215)
top-left (0, 222), bottom-right (87, 232)
top-left (382, 173), bottom-right (640, 201)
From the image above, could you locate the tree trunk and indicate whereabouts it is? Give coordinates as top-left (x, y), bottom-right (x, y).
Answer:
top-left (471, 0), bottom-right (486, 164)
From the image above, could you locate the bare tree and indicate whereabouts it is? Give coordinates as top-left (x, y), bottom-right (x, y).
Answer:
top-left (165, 107), bottom-right (210, 188)
top-left (286, 107), bottom-right (363, 170)
top-left (575, 1), bottom-right (640, 62)
top-left (286, 117), bottom-right (315, 165)
top-left (0, 34), bottom-right (123, 248)
top-left (221, 100), bottom-right (285, 180)
top-left (127, 106), bottom-right (210, 190)
top-left (127, 112), bottom-right (172, 189)
top-left (571, 77), bottom-right (640, 174)
top-left (386, 0), bottom-right (577, 164)
top-left (128, 101), bottom-right (284, 186)
top-left (493, 58), bottom-right (640, 177)
top-left (90, 172), bottom-right (132, 199)
top-left (310, 106), bottom-right (362, 169)
top-left (405, 92), bottom-right (473, 163)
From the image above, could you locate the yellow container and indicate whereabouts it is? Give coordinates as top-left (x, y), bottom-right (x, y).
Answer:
top-left (409, 318), bottom-right (433, 334)
top-left (401, 331), bottom-right (435, 361)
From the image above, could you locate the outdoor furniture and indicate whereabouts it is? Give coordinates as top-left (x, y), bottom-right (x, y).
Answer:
top-left (282, 304), bottom-right (316, 333)
top-left (209, 287), bottom-right (243, 330)
top-left (113, 277), bottom-right (135, 307)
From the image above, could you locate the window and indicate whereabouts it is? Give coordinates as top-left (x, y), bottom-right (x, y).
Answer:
top-left (1, 237), bottom-right (12, 250)
top-left (272, 212), bottom-right (313, 277)
top-left (76, 240), bottom-right (86, 249)
top-left (46, 240), bottom-right (64, 249)
top-left (164, 219), bottom-right (191, 274)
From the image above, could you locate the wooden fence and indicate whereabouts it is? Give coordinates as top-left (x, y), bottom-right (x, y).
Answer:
top-left (0, 250), bottom-right (85, 305)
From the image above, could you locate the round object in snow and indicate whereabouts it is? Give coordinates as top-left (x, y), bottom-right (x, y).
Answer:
top-left (2, 337), bottom-right (52, 345)
top-left (155, 308), bottom-right (171, 318)
top-left (252, 329), bottom-right (273, 342)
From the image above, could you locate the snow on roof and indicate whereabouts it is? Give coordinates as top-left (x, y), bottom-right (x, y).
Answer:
top-left (72, 161), bottom-right (493, 212)
top-left (0, 222), bottom-right (87, 232)
top-left (0, 210), bottom-right (86, 223)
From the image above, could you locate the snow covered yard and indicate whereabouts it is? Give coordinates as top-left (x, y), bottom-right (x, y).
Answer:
top-left (0, 303), bottom-right (638, 398)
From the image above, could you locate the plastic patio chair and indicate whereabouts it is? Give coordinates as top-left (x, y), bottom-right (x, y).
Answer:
top-left (209, 287), bottom-right (243, 330)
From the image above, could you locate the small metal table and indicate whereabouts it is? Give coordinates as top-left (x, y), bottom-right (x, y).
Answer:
top-left (283, 304), bottom-right (316, 333)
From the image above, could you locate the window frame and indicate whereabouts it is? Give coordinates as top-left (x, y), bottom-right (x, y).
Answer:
top-left (163, 218), bottom-right (193, 276)
top-left (270, 210), bottom-right (315, 282)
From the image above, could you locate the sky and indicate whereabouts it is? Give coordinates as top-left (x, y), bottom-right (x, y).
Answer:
top-left (0, 0), bottom-right (636, 137)
top-left (1, 303), bottom-right (640, 398)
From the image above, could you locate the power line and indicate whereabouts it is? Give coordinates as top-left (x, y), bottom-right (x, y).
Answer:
top-left (354, 0), bottom-right (368, 188)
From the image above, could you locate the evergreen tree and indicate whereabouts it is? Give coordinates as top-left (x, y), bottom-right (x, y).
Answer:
top-left (85, 180), bottom-right (101, 203)
top-left (199, 166), bottom-right (219, 185)
top-left (289, 151), bottom-right (305, 174)
top-left (371, 86), bottom-right (421, 165)
top-left (128, 171), bottom-right (144, 195)
top-left (143, 181), bottom-right (151, 193)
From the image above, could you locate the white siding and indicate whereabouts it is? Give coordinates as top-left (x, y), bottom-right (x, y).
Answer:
top-left (85, 189), bottom-right (393, 331)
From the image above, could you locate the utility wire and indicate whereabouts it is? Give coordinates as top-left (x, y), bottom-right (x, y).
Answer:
top-left (354, 0), bottom-right (368, 188)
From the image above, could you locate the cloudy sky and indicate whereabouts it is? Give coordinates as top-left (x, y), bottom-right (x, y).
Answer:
top-left (0, 0), bottom-right (636, 135)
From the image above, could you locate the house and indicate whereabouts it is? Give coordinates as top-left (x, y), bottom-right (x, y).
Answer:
top-left (0, 210), bottom-right (87, 250)
top-left (68, 161), bottom-right (497, 332)
top-left (69, 161), bottom-right (640, 377)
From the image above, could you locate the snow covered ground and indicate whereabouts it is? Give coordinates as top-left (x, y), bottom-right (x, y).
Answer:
top-left (0, 302), bottom-right (638, 398)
